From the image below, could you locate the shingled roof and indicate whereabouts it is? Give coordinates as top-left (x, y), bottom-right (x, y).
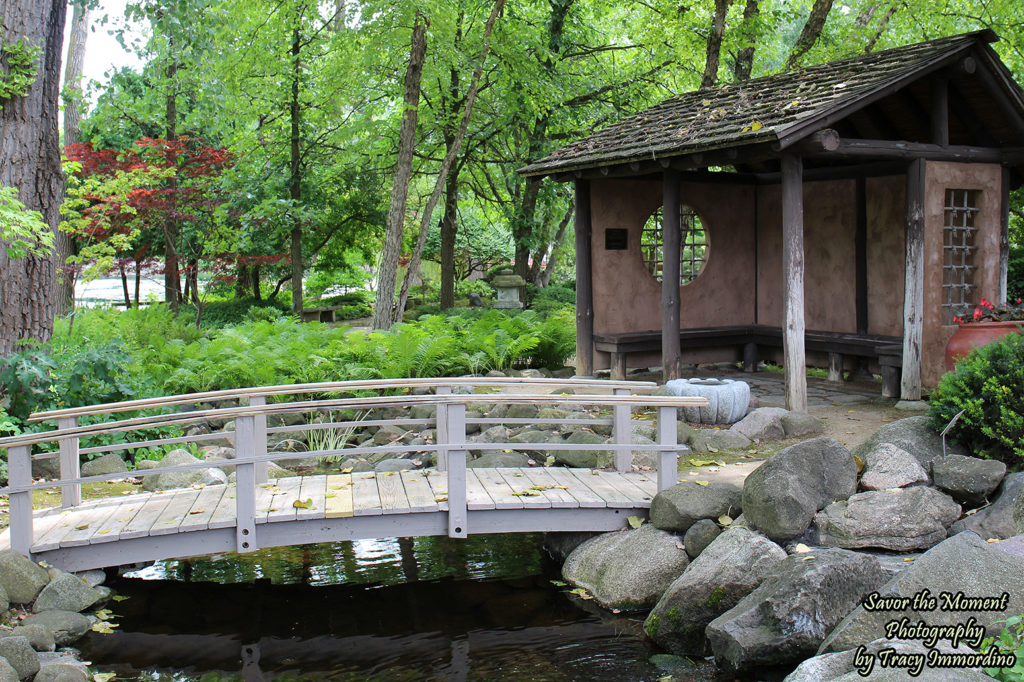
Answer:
top-left (519, 30), bottom-right (1002, 177)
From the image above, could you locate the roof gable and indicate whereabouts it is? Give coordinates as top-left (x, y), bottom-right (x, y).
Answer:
top-left (520, 30), bottom-right (1016, 177)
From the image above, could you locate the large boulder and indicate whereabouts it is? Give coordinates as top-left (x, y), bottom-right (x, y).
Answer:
top-left (730, 407), bottom-right (788, 442)
top-left (931, 454), bottom-right (1006, 505)
top-left (1016, 483), bottom-right (1024, 534)
top-left (780, 412), bottom-right (823, 438)
top-left (80, 453), bottom-right (128, 477)
top-left (682, 519), bottom-right (722, 559)
top-left (858, 443), bottom-right (930, 490)
top-left (31, 573), bottom-right (102, 613)
top-left (467, 452), bottom-right (531, 468)
top-left (814, 487), bottom-right (961, 552)
top-left (649, 481), bottom-right (742, 534)
top-left (850, 416), bottom-right (965, 470)
top-left (0, 658), bottom-right (15, 682)
top-left (820, 531), bottom-right (1024, 654)
top-left (741, 438), bottom-right (857, 542)
top-left (645, 528), bottom-right (786, 654)
top-left (0, 625), bottom-right (54, 653)
top-left (0, 637), bottom-right (39, 680)
top-left (689, 429), bottom-right (752, 453)
top-left (0, 551), bottom-right (49, 604)
top-left (951, 471), bottom-right (1024, 539)
top-left (33, 665), bottom-right (89, 682)
top-left (785, 638), bottom-right (991, 682)
top-left (665, 378), bottom-right (750, 424)
top-left (555, 431), bottom-right (612, 469)
top-left (141, 449), bottom-right (223, 492)
top-left (562, 525), bottom-right (690, 610)
top-left (706, 549), bottom-right (887, 671)
top-left (20, 611), bottom-right (90, 647)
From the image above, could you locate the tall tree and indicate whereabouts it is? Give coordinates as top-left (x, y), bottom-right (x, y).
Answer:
top-left (702, 0), bottom-right (731, 88)
top-left (786, 0), bottom-right (835, 68)
top-left (0, 0), bottom-right (67, 355)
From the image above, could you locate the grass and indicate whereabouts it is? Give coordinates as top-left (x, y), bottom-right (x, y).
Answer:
top-left (0, 480), bottom-right (142, 531)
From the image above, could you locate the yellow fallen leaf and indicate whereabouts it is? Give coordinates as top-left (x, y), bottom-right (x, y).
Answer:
top-left (695, 480), bottom-right (709, 486)
top-left (189, 509), bottom-right (205, 515)
top-left (904, 558), bottom-right (915, 562)
top-left (802, 555), bottom-right (815, 561)
top-left (793, 543), bottom-right (812, 553)
top-left (342, 467), bottom-right (353, 474)
top-left (986, 538), bottom-right (1000, 543)
top-left (96, 529), bottom-right (110, 535)
top-left (75, 523), bottom-right (89, 530)
top-left (751, 120), bottom-right (763, 131)
top-left (94, 673), bottom-right (116, 682)
top-left (325, 493), bottom-right (336, 499)
top-left (627, 515), bottom-right (643, 529)
top-left (435, 495), bottom-right (448, 502)
top-left (292, 498), bottom-right (314, 509)
top-left (718, 515), bottom-right (733, 526)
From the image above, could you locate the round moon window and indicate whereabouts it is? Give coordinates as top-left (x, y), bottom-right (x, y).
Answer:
top-left (640, 205), bottom-right (708, 284)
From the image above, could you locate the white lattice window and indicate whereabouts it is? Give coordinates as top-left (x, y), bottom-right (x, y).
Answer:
top-left (640, 206), bottom-right (708, 284)
top-left (942, 189), bottom-right (980, 324)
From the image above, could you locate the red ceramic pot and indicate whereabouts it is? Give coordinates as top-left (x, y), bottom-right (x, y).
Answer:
top-left (944, 321), bottom-right (1024, 371)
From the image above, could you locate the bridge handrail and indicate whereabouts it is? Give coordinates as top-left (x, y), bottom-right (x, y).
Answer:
top-left (26, 377), bottom-right (657, 423)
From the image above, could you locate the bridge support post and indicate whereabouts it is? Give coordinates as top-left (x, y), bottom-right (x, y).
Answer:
top-left (249, 397), bottom-right (269, 484)
top-left (436, 386), bottom-right (451, 471)
top-left (446, 402), bottom-right (468, 539)
top-left (613, 388), bottom-right (631, 472)
top-left (657, 406), bottom-right (678, 491)
top-left (8, 445), bottom-right (34, 556)
top-left (235, 415), bottom-right (258, 553)
top-left (58, 417), bottom-right (81, 508)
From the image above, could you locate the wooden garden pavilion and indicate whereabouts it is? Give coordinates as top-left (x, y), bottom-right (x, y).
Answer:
top-left (519, 30), bottom-right (1024, 411)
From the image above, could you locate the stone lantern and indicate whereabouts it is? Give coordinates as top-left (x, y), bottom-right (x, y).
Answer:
top-left (491, 269), bottom-right (526, 309)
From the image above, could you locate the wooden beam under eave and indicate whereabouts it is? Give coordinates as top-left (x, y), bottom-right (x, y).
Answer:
top-left (1001, 165), bottom-right (1011, 304)
top-left (662, 168), bottom-right (682, 382)
top-left (931, 76), bottom-right (949, 146)
top-left (901, 159), bottom-right (926, 401)
top-left (781, 155), bottom-right (807, 412)
top-left (574, 179), bottom-right (594, 377)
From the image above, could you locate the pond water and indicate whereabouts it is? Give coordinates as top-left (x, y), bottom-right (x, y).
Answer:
top-left (78, 534), bottom-right (725, 681)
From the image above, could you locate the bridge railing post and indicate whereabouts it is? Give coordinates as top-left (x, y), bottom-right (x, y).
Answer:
top-left (249, 396), bottom-right (269, 484)
top-left (436, 386), bottom-right (451, 471)
top-left (234, 414), bottom-right (258, 553)
top-left (613, 388), bottom-right (631, 472)
top-left (8, 445), bottom-right (34, 556)
top-left (657, 405), bottom-right (678, 491)
top-left (445, 401), bottom-right (467, 539)
top-left (58, 416), bottom-right (81, 508)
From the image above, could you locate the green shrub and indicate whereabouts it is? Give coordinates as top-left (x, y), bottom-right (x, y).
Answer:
top-left (455, 279), bottom-right (493, 298)
top-left (189, 297), bottom-right (290, 328)
top-left (336, 302), bottom-right (372, 320)
top-left (929, 331), bottom-right (1024, 466)
top-left (979, 614), bottom-right (1024, 680)
top-left (245, 305), bottom-right (286, 323)
top-left (534, 284), bottom-right (575, 305)
top-left (1009, 244), bottom-right (1024, 303)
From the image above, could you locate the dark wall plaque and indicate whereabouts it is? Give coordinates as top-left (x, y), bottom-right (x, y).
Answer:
top-left (605, 228), bottom-right (628, 250)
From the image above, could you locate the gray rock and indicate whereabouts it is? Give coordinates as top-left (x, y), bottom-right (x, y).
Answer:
top-left (814, 487), bottom-right (961, 552)
top-left (468, 452), bottom-right (531, 468)
top-left (372, 425), bottom-right (408, 445)
top-left (689, 429), bottom-right (752, 453)
top-left (0, 625), bottom-right (53, 652)
top-left (0, 584), bottom-right (7, 612)
top-left (742, 437), bottom-right (857, 542)
top-left (543, 532), bottom-right (600, 562)
top-left (509, 430), bottom-right (552, 445)
top-left (31, 457), bottom-right (60, 480)
top-left (506, 404), bottom-right (539, 420)
top-left (33, 664), bottom-right (89, 682)
top-left (337, 458), bottom-right (373, 473)
top-left (475, 425), bottom-right (510, 444)
top-left (268, 437), bottom-right (308, 453)
top-left (645, 528), bottom-right (786, 654)
top-left (1016, 483), bottom-right (1024, 534)
top-left (562, 525), bottom-right (690, 610)
top-left (850, 416), bottom-right (965, 470)
top-left (199, 468), bottom-right (229, 486)
top-left (20, 611), bottom-right (91, 647)
top-left (32, 572), bottom-right (102, 613)
top-left (951, 472), bottom-right (1024, 539)
top-left (134, 459), bottom-right (159, 470)
top-left (707, 549), bottom-right (887, 671)
top-left (409, 404), bottom-right (435, 420)
top-left (141, 449), bottom-right (210, 492)
top-left (80, 453), bottom-right (128, 477)
top-left (631, 422), bottom-right (657, 441)
top-left (730, 407), bottom-right (788, 441)
top-left (785, 637), bottom-right (988, 682)
top-left (780, 412), bottom-right (823, 438)
top-left (556, 430), bottom-right (612, 469)
top-left (0, 637), bottom-right (39, 680)
top-left (677, 422), bottom-right (698, 445)
top-left (931, 454), bottom-right (1007, 505)
top-left (374, 458), bottom-right (417, 472)
top-left (630, 434), bottom-right (658, 469)
top-left (537, 407), bottom-right (570, 429)
top-left (859, 443), bottom-right (930, 490)
top-left (0, 550), bottom-right (50, 604)
top-left (0, 658), bottom-right (16, 682)
top-left (820, 531), bottom-right (1024, 654)
top-left (650, 481), bottom-right (742, 534)
top-left (682, 519), bottom-right (722, 559)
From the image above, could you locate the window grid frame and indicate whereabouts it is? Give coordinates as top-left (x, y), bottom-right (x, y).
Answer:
top-left (941, 188), bottom-right (980, 325)
top-left (640, 206), bottom-right (708, 285)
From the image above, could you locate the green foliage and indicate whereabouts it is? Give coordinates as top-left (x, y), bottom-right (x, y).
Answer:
top-left (1009, 244), bottom-right (1024, 303)
top-left (0, 37), bottom-right (39, 101)
top-left (184, 297), bottom-right (291, 329)
top-left (929, 332), bottom-right (1024, 466)
top-left (0, 348), bottom-right (56, 422)
top-left (980, 615), bottom-right (1024, 680)
top-left (0, 186), bottom-right (53, 259)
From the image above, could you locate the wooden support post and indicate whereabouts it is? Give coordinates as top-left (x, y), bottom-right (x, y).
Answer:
top-left (446, 402), bottom-right (468, 539)
top-left (743, 342), bottom-right (758, 373)
top-left (613, 388), bottom-right (631, 472)
top-left (662, 168), bottom-right (682, 381)
top-left (827, 352), bottom-right (844, 383)
top-left (574, 179), bottom-right (594, 377)
top-left (1001, 166), bottom-right (1010, 304)
top-left (610, 352), bottom-right (626, 381)
top-left (8, 445), bottom-right (34, 557)
top-left (781, 155), bottom-right (807, 411)
top-left (436, 386), bottom-right (451, 471)
top-left (234, 415), bottom-right (258, 553)
top-left (901, 158), bottom-right (926, 401)
top-left (249, 396), bottom-right (268, 484)
top-left (855, 177), bottom-right (868, 333)
top-left (58, 416), bottom-right (81, 508)
top-left (657, 406), bottom-right (678, 491)
top-left (931, 77), bottom-right (948, 146)
top-left (881, 366), bottom-right (901, 398)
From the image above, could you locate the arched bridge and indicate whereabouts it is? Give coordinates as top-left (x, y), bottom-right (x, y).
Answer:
top-left (0, 378), bottom-right (706, 572)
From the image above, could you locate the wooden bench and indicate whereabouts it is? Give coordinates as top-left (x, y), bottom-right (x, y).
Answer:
top-left (594, 325), bottom-right (903, 396)
top-left (301, 306), bottom-right (344, 323)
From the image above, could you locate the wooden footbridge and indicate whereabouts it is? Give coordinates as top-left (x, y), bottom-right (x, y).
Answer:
top-left (0, 378), bottom-right (706, 572)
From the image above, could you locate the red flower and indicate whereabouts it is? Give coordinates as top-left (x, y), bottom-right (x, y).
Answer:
top-left (974, 308), bottom-right (982, 320)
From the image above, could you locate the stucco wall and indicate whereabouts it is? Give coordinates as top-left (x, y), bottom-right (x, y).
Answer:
top-left (865, 176), bottom-right (906, 336)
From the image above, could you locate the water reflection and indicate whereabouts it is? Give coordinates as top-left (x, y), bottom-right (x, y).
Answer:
top-left (83, 534), bottom-right (719, 681)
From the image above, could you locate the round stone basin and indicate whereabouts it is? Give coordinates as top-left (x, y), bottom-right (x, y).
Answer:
top-left (665, 378), bottom-right (750, 424)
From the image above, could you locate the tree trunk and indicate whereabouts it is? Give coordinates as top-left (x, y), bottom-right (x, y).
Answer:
top-left (372, 12), bottom-right (428, 330)
top-left (439, 162), bottom-right (459, 309)
top-left (55, 3), bottom-right (90, 316)
top-left (0, 0), bottom-right (67, 356)
top-left (864, 6), bottom-right (897, 53)
top-left (786, 0), bottom-right (834, 69)
top-left (164, 55), bottom-right (181, 311)
top-left (733, 0), bottom-right (759, 81)
top-left (252, 264), bottom-right (262, 300)
top-left (134, 260), bottom-right (141, 307)
top-left (289, 22), bottom-right (304, 315)
top-left (120, 263), bottom-right (131, 308)
top-left (701, 0), bottom-right (731, 88)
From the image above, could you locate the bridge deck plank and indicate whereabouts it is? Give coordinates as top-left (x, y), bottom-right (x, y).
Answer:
top-left (209, 485), bottom-right (238, 529)
top-left (352, 472), bottom-right (383, 516)
top-left (542, 467), bottom-right (605, 508)
top-left (121, 492), bottom-right (175, 540)
top-left (378, 472), bottom-right (410, 514)
top-left (297, 476), bottom-right (327, 520)
top-left (400, 471), bottom-right (438, 513)
top-left (88, 494), bottom-right (152, 544)
top-left (497, 468), bottom-right (551, 509)
top-left (151, 490), bottom-right (201, 536)
top-left (177, 485), bottom-right (227, 532)
top-left (61, 498), bottom-right (126, 547)
top-left (266, 476), bottom-right (304, 524)
top-left (597, 471), bottom-right (653, 505)
top-left (324, 474), bottom-right (353, 518)
top-left (422, 470), bottom-right (452, 511)
top-left (567, 469), bottom-right (633, 508)
top-left (463, 470), bottom-right (493, 510)
top-left (473, 469), bottom-right (523, 510)
top-left (10, 506), bottom-right (67, 552)
top-left (33, 509), bottom-right (84, 552)
top-left (518, 468), bottom-right (578, 508)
